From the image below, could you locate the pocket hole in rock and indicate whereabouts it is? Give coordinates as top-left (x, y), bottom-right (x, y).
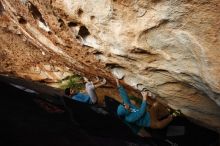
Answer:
top-left (18, 16), bottom-right (27, 24)
top-left (28, 2), bottom-right (46, 25)
top-left (58, 18), bottom-right (64, 27)
top-left (78, 26), bottom-right (90, 39)
top-left (90, 16), bottom-right (95, 20)
top-left (68, 21), bottom-right (78, 27)
top-left (77, 8), bottom-right (83, 17)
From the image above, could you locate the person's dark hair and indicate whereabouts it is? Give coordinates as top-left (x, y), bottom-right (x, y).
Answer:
top-left (65, 88), bottom-right (71, 96)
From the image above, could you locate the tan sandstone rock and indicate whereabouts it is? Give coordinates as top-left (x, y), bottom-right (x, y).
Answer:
top-left (0, 0), bottom-right (220, 132)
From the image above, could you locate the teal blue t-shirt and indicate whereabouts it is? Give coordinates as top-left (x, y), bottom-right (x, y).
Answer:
top-left (118, 86), bottom-right (151, 128)
top-left (71, 92), bottom-right (91, 104)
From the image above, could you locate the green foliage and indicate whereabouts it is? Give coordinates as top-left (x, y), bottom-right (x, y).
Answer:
top-left (60, 74), bottom-right (84, 91)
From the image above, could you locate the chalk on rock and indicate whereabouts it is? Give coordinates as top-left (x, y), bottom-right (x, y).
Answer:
top-left (111, 68), bottom-right (125, 79)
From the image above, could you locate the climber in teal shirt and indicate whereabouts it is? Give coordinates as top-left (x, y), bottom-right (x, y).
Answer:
top-left (116, 79), bottom-right (174, 137)
top-left (65, 77), bottom-right (106, 104)
top-left (117, 85), bottom-right (150, 127)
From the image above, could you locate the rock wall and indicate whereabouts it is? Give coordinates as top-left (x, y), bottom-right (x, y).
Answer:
top-left (0, 0), bottom-right (220, 131)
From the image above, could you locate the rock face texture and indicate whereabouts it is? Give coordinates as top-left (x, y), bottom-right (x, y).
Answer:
top-left (0, 0), bottom-right (220, 131)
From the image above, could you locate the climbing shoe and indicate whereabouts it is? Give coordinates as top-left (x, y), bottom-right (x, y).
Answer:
top-left (171, 109), bottom-right (182, 117)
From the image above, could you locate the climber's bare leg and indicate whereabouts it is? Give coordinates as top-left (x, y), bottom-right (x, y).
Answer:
top-left (149, 102), bottom-right (173, 129)
top-left (156, 102), bottom-right (170, 119)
